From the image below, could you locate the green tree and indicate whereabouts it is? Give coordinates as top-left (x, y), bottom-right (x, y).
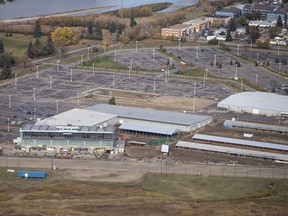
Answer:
top-left (276, 15), bottom-right (283, 28)
top-left (225, 30), bottom-right (233, 42)
top-left (87, 21), bottom-right (93, 35)
top-left (250, 26), bottom-right (260, 43)
top-left (27, 41), bottom-right (34, 58)
top-left (108, 96), bottom-right (116, 105)
top-left (95, 21), bottom-right (103, 39)
top-left (46, 35), bottom-right (54, 55)
top-left (228, 19), bottom-right (237, 31)
top-left (109, 22), bottom-right (116, 34)
top-left (0, 40), bottom-right (4, 53)
top-left (268, 26), bottom-right (282, 39)
top-left (0, 57), bottom-right (12, 80)
top-left (130, 10), bottom-right (137, 27)
top-left (34, 19), bottom-right (42, 38)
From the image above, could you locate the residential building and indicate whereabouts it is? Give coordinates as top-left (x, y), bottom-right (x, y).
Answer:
top-left (215, 6), bottom-right (242, 19)
top-left (183, 18), bottom-right (211, 32)
top-left (161, 24), bottom-right (191, 38)
top-left (266, 9), bottom-right (287, 22)
top-left (203, 14), bottom-right (231, 25)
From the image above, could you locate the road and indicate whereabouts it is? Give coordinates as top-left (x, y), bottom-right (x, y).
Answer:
top-left (1, 157), bottom-right (287, 181)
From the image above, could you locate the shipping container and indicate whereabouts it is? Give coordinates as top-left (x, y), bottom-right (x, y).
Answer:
top-left (17, 170), bottom-right (46, 179)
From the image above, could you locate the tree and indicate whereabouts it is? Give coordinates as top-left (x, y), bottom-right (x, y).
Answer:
top-left (46, 35), bottom-right (54, 55)
top-left (225, 30), bottom-right (232, 42)
top-left (268, 26), bottom-right (282, 39)
top-left (109, 22), bottom-right (116, 34)
top-left (276, 15), bottom-right (283, 28)
top-left (130, 10), bottom-right (137, 27)
top-left (250, 26), bottom-right (260, 43)
top-left (228, 19), bottom-right (237, 31)
top-left (87, 21), bottom-right (93, 35)
top-left (34, 19), bottom-right (42, 38)
top-left (0, 58), bottom-right (12, 80)
top-left (102, 31), bottom-right (112, 47)
top-left (0, 40), bottom-right (4, 53)
top-left (95, 21), bottom-right (103, 39)
top-left (108, 96), bottom-right (116, 105)
top-left (51, 27), bottom-right (77, 46)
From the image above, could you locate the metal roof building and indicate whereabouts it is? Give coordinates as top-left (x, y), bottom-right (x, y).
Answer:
top-left (224, 120), bottom-right (288, 134)
top-left (86, 104), bottom-right (213, 132)
top-left (36, 108), bottom-right (118, 127)
top-left (192, 134), bottom-right (288, 152)
top-left (217, 92), bottom-right (288, 116)
top-left (176, 141), bottom-right (288, 161)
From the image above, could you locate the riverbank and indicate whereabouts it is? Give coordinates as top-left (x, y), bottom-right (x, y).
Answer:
top-left (0, 5), bottom-right (115, 23)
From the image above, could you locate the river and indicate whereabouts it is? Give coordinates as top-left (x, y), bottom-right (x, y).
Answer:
top-left (0, 0), bottom-right (197, 20)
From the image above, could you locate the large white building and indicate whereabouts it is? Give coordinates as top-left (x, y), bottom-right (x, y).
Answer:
top-left (217, 92), bottom-right (288, 116)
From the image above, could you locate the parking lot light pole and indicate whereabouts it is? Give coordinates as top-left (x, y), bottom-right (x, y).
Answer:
top-left (80, 55), bottom-right (83, 67)
top-left (128, 67), bottom-right (131, 80)
top-left (203, 74), bottom-right (206, 87)
top-left (278, 62), bottom-right (281, 74)
top-left (152, 49), bottom-right (155, 61)
top-left (136, 41), bottom-right (138, 52)
top-left (178, 38), bottom-right (181, 50)
top-left (56, 60), bottom-right (60, 72)
top-left (235, 64), bottom-right (238, 79)
top-left (93, 63), bottom-right (95, 76)
top-left (237, 45), bottom-right (240, 56)
top-left (194, 82), bottom-right (196, 95)
top-left (130, 59), bottom-right (133, 71)
top-left (87, 46), bottom-right (90, 60)
top-left (50, 76), bottom-right (52, 89)
top-left (34, 108), bottom-right (36, 122)
top-left (214, 55), bottom-right (217, 66)
top-left (205, 68), bottom-right (208, 80)
top-left (70, 69), bottom-right (73, 82)
top-left (193, 97), bottom-right (196, 113)
top-left (7, 118), bottom-right (10, 132)
top-left (8, 95), bottom-right (11, 108)
top-left (196, 47), bottom-right (199, 59)
top-left (153, 77), bottom-right (156, 91)
top-left (33, 88), bottom-right (36, 101)
top-left (112, 74), bottom-right (115, 87)
top-left (36, 66), bottom-right (39, 78)
top-left (241, 80), bottom-right (243, 92)
top-left (56, 100), bottom-right (59, 114)
top-left (15, 72), bottom-right (17, 86)
top-left (256, 74), bottom-right (258, 86)
top-left (77, 93), bottom-right (80, 106)
top-left (256, 53), bottom-right (259, 64)
top-left (278, 43), bottom-right (280, 55)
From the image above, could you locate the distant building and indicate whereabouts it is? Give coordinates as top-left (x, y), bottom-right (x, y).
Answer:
top-left (243, 3), bottom-right (277, 20)
top-left (215, 6), bottom-right (242, 19)
top-left (204, 14), bottom-right (232, 25)
top-left (161, 24), bottom-right (191, 38)
top-left (183, 18), bottom-right (211, 32)
top-left (266, 9), bottom-right (287, 22)
top-left (217, 92), bottom-right (288, 116)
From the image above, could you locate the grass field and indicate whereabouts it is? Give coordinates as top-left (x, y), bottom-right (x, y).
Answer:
top-left (0, 167), bottom-right (287, 215)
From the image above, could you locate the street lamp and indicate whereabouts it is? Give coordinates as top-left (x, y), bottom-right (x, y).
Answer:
top-left (136, 40), bottom-right (138, 52)
top-left (235, 64), bottom-right (238, 80)
top-left (178, 38), bottom-right (181, 50)
top-left (36, 65), bottom-right (39, 78)
top-left (241, 80), bottom-right (243, 92)
top-left (87, 46), bottom-right (90, 60)
top-left (256, 74), bottom-right (258, 86)
top-left (7, 118), bottom-right (10, 132)
top-left (278, 43), bottom-right (280, 55)
top-left (278, 62), bottom-right (281, 73)
top-left (128, 67), bottom-right (131, 80)
top-left (112, 74), bottom-right (115, 87)
top-left (56, 60), bottom-right (60, 72)
top-left (130, 59), bottom-right (133, 71)
top-left (80, 54), bottom-right (83, 67)
top-left (214, 55), bottom-right (217, 66)
top-left (77, 93), bottom-right (80, 106)
top-left (203, 74), bottom-right (206, 87)
top-left (93, 63), bottom-right (95, 76)
top-left (193, 97), bottom-right (196, 113)
top-left (205, 68), bottom-right (208, 80)
top-left (56, 100), bottom-right (59, 114)
top-left (153, 77), bottom-right (156, 91)
top-left (70, 69), bottom-right (73, 82)
top-left (256, 53), bottom-right (259, 64)
top-left (8, 95), bottom-right (11, 108)
top-left (152, 49), bottom-right (155, 61)
top-left (33, 88), bottom-right (36, 101)
top-left (196, 47), bottom-right (199, 59)
top-left (15, 72), bottom-right (17, 86)
top-left (237, 45), bottom-right (240, 56)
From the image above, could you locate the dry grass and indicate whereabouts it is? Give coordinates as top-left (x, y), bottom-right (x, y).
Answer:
top-left (0, 168), bottom-right (288, 215)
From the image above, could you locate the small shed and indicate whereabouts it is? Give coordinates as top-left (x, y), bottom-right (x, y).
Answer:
top-left (161, 144), bottom-right (169, 155)
top-left (18, 170), bottom-right (46, 179)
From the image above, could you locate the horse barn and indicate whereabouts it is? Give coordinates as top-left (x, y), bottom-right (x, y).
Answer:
top-left (85, 104), bottom-right (213, 135)
top-left (217, 92), bottom-right (288, 116)
top-left (223, 120), bottom-right (288, 135)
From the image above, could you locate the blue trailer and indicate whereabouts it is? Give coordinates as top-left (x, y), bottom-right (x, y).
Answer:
top-left (17, 170), bottom-right (46, 179)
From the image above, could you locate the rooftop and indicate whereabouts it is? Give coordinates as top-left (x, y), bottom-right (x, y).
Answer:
top-left (85, 104), bottom-right (213, 126)
top-left (36, 108), bottom-right (117, 127)
top-left (166, 24), bottom-right (190, 30)
top-left (217, 92), bottom-right (288, 113)
top-left (183, 18), bottom-right (210, 25)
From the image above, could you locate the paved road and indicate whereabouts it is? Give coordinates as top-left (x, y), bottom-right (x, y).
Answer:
top-left (1, 157), bottom-right (287, 180)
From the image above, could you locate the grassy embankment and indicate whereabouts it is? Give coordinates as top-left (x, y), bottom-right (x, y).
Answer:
top-left (0, 167), bottom-right (287, 215)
